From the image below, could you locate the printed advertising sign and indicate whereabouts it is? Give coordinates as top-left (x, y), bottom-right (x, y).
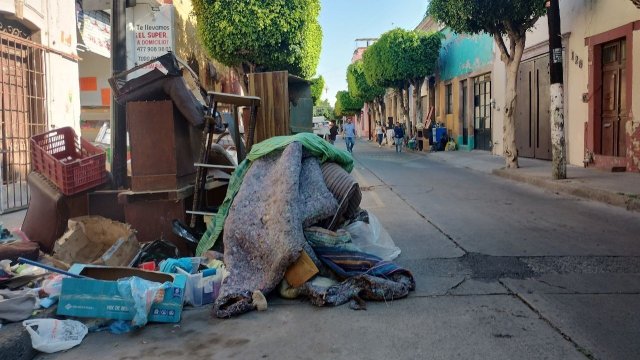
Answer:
top-left (133, 4), bottom-right (174, 68)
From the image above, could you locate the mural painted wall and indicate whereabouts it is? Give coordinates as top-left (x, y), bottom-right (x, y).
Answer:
top-left (438, 29), bottom-right (493, 82)
top-left (434, 29), bottom-right (494, 151)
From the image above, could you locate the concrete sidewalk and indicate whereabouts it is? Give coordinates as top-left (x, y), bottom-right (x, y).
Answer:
top-left (374, 138), bottom-right (640, 213)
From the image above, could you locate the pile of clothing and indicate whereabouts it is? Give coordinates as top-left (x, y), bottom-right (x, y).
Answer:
top-left (196, 133), bottom-right (414, 318)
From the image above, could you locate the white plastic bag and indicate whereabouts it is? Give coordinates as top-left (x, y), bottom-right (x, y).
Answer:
top-left (344, 213), bottom-right (401, 261)
top-left (23, 319), bottom-right (88, 353)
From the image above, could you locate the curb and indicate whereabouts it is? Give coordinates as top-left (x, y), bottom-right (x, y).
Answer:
top-left (492, 168), bottom-right (640, 213)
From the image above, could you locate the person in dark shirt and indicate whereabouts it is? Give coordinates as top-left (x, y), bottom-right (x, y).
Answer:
top-left (393, 122), bottom-right (404, 153)
top-left (328, 121), bottom-right (338, 145)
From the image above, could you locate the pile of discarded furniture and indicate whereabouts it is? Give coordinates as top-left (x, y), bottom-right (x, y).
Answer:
top-left (0, 53), bottom-right (414, 354)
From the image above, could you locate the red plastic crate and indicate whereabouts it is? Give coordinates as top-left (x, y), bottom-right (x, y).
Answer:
top-left (30, 127), bottom-right (107, 195)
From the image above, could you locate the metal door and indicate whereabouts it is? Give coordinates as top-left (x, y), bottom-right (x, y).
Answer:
top-left (515, 55), bottom-right (551, 160)
top-left (473, 75), bottom-right (492, 150)
top-left (0, 32), bottom-right (47, 213)
top-left (601, 39), bottom-right (628, 157)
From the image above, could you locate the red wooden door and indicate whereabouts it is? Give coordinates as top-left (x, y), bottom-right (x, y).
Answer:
top-left (601, 39), bottom-right (628, 157)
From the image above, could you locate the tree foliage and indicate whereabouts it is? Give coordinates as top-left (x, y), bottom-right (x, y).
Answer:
top-left (192, 0), bottom-right (322, 79)
top-left (362, 29), bottom-right (442, 89)
top-left (314, 98), bottom-right (333, 119)
top-left (310, 75), bottom-right (325, 105)
top-left (428, 0), bottom-right (545, 64)
top-left (347, 60), bottom-right (385, 103)
top-left (334, 90), bottom-right (364, 117)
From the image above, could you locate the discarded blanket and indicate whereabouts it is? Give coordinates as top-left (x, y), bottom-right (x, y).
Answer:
top-left (196, 133), bottom-right (353, 256)
top-left (301, 247), bottom-right (415, 310)
top-left (302, 274), bottom-right (414, 310)
top-left (213, 142), bottom-right (339, 318)
top-left (312, 246), bottom-right (412, 280)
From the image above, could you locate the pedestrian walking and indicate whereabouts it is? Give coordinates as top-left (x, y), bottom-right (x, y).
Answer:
top-left (343, 118), bottom-right (356, 153)
top-left (375, 122), bottom-right (384, 147)
top-left (393, 122), bottom-right (404, 153)
top-left (328, 120), bottom-right (338, 145)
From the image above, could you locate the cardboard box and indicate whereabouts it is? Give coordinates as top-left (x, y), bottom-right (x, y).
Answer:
top-left (53, 216), bottom-right (139, 267)
top-left (57, 264), bottom-right (186, 323)
top-left (284, 250), bottom-right (319, 288)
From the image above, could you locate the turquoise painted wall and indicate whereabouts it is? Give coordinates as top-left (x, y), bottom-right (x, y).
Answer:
top-left (438, 29), bottom-right (493, 82)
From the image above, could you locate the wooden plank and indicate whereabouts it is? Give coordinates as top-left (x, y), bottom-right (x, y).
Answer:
top-left (194, 163), bottom-right (236, 170)
top-left (207, 92), bottom-right (261, 107)
top-left (118, 185), bottom-right (194, 204)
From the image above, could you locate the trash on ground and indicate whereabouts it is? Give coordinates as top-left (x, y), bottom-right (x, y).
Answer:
top-left (53, 216), bottom-right (139, 268)
top-left (195, 133), bottom-right (414, 318)
top-left (0, 288), bottom-right (39, 322)
top-left (57, 264), bottom-right (186, 324)
top-left (23, 318), bottom-right (88, 353)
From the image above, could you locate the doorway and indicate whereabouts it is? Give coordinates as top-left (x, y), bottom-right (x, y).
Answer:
top-left (0, 32), bottom-right (47, 213)
top-left (600, 38), bottom-right (628, 157)
top-left (473, 75), bottom-right (492, 151)
top-left (515, 55), bottom-right (551, 160)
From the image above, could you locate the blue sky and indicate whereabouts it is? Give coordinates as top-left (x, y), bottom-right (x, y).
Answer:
top-left (317, 0), bottom-right (428, 106)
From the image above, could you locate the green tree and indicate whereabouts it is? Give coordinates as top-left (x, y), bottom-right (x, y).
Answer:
top-left (362, 29), bottom-right (441, 135)
top-left (314, 98), bottom-right (333, 119)
top-left (192, 0), bottom-right (322, 91)
top-left (310, 75), bottom-right (325, 106)
top-left (347, 60), bottom-right (386, 127)
top-left (428, 0), bottom-right (546, 168)
top-left (335, 90), bottom-right (364, 118)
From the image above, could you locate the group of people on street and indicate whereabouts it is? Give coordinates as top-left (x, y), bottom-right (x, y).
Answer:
top-left (374, 121), bottom-right (406, 152)
top-left (325, 118), bottom-right (412, 154)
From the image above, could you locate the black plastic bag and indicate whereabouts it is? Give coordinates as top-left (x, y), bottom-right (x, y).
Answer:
top-left (129, 239), bottom-right (179, 268)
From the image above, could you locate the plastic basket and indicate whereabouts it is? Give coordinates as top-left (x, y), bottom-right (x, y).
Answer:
top-left (30, 127), bottom-right (107, 195)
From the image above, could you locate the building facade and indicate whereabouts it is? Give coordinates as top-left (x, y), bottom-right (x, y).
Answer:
top-left (1, 0), bottom-right (80, 212)
top-left (433, 29), bottom-right (494, 152)
top-left (491, 0), bottom-right (640, 172)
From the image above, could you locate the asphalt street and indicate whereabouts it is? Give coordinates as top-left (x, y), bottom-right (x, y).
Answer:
top-left (35, 138), bottom-right (640, 360)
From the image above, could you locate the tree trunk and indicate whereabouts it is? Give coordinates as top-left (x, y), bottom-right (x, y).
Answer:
top-left (502, 39), bottom-right (525, 169)
top-left (412, 79), bottom-right (423, 126)
top-left (379, 97), bottom-right (386, 126)
top-left (394, 90), bottom-right (400, 126)
top-left (367, 102), bottom-right (373, 141)
top-left (234, 63), bottom-right (255, 96)
top-left (547, 0), bottom-right (566, 179)
top-left (550, 84), bottom-right (566, 178)
top-left (399, 84), bottom-right (411, 137)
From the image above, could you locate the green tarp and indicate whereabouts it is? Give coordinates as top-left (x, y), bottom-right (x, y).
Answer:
top-left (196, 133), bottom-right (353, 256)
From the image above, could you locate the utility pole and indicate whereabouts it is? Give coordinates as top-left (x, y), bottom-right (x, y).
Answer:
top-left (547, 0), bottom-right (566, 180)
top-left (111, 0), bottom-right (128, 188)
